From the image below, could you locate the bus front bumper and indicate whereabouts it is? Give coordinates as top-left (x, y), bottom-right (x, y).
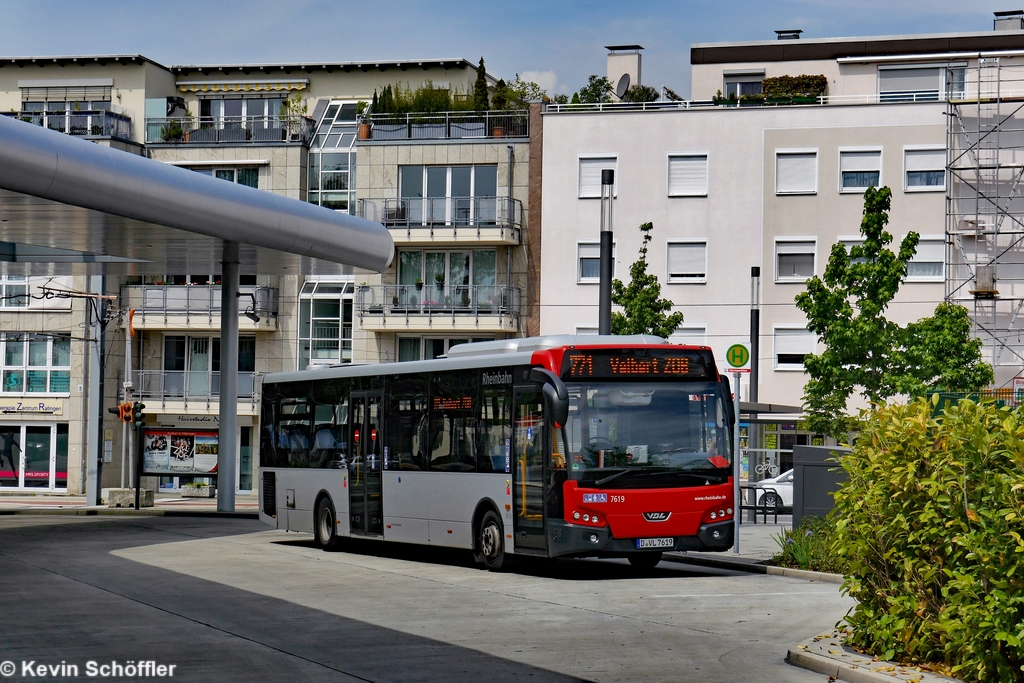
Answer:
top-left (546, 519), bottom-right (734, 558)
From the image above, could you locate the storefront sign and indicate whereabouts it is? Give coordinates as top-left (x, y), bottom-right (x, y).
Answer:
top-left (143, 429), bottom-right (219, 475)
top-left (174, 415), bottom-right (218, 425)
top-left (0, 401), bottom-right (63, 416)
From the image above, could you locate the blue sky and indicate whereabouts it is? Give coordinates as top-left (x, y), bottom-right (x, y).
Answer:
top-left (0, 1), bottom-right (1013, 97)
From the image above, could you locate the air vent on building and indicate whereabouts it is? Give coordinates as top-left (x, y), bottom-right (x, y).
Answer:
top-left (775, 29), bottom-right (803, 40)
top-left (994, 10), bottom-right (1024, 31)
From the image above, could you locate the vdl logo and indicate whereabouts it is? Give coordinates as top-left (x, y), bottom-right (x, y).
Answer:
top-left (642, 511), bottom-right (671, 522)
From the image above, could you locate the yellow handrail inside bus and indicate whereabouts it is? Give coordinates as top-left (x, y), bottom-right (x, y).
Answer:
top-left (518, 457), bottom-right (543, 520)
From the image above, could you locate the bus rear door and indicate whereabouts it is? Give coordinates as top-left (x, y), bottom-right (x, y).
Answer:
top-left (349, 391), bottom-right (383, 536)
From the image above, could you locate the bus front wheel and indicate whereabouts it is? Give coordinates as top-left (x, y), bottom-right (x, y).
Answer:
top-left (315, 497), bottom-right (340, 551)
top-left (477, 510), bottom-right (506, 571)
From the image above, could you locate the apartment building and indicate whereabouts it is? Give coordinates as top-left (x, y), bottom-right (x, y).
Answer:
top-left (539, 19), bottom-right (1024, 453)
top-left (0, 55), bottom-right (504, 494)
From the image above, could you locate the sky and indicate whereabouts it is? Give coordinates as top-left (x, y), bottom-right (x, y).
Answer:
top-left (0, 1), bottom-right (1016, 98)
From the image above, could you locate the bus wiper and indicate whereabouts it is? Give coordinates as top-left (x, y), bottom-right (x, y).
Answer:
top-left (593, 468), bottom-right (630, 487)
top-left (633, 469), bottom-right (726, 483)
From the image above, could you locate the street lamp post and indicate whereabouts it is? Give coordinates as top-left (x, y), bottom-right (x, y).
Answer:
top-left (599, 169), bottom-right (615, 335)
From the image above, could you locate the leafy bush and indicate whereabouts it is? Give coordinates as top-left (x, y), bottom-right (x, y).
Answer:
top-left (770, 516), bottom-right (847, 574)
top-left (833, 397), bottom-right (1024, 682)
top-left (761, 74), bottom-right (828, 99)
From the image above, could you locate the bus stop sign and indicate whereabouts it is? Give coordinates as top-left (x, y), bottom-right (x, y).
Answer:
top-left (726, 344), bottom-right (750, 369)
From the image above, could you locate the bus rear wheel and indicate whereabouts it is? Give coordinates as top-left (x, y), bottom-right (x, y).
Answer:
top-left (477, 510), bottom-right (505, 571)
top-left (315, 497), bottom-right (340, 551)
top-left (628, 552), bottom-right (663, 570)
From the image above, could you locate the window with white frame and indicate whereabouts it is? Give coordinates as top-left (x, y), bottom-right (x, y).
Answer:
top-left (0, 277), bottom-right (28, 308)
top-left (189, 166), bottom-right (259, 189)
top-left (776, 240), bottom-right (816, 281)
top-left (669, 326), bottom-right (707, 347)
top-left (398, 337), bottom-right (494, 362)
top-left (1, 334), bottom-right (70, 394)
top-left (905, 147), bottom-right (945, 191)
top-left (577, 242), bottom-right (616, 283)
top-left (578, 157), bottom-right (617, 198)
top-left (298, 281), bottom-right (354, 368)
top-left (668, 154), bottom-right (708, 196)
top-left (907, 237), bottom-right (944, 281)
top-left (774, 327), bottom-right (816, 369)
top-left (840, 149), bottom-right (881, 192)
top-left (776, 151), bottom-right (817, 194)
top-left (666, 242), bottom-right (707, 283)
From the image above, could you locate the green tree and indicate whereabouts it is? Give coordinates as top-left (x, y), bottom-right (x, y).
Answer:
top-left (622, 84), bottom-right (659, 103)
top-left (578, 75), bottom-right (612, 104)
top-left (570, 92), bottom-right (581, 104)
top-left (795, 186), bottom-right (992, 438)
top-left (492, 78), bottom-right (508, 110)
top-left (473, 57), bottom-right (490, 112)
top-left (611, 222), bottom-right (684, 337)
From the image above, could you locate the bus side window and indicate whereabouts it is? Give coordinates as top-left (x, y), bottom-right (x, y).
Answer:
top-left (386, 374), bottom-right (428, 470)
top-left (429, 370), bottom-right (478, 472)
top-left (478, 384), bottom-right (512, 473)
top-left (276, 396), bottom-right (311, 468)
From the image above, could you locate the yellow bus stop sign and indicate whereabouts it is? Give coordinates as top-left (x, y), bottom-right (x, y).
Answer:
top-left (726, 343), bottom-right (750, 368)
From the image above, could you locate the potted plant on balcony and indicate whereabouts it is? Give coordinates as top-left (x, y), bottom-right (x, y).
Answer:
top-left (415, 278), bottom-right (424, 291)
top-left (434, 272), bottom-right (445, 292)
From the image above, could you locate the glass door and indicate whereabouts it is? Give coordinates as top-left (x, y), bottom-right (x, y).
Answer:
top-left (0, 427), bottom-right (21, 488)
top-left (349, 392), bottom-right (383, 535)
top-left (24, 426), bottom-right (51, 488)
top-left (187, 338), bottom-right (210, 396)
top-left (513, 389), bottom-right (547, 551)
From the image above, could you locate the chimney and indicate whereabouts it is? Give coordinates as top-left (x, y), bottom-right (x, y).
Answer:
top-left (774, 29), bottom-right (803, 40)
top-left (605, 45), bottom-right (643, 100)
top-left (994, 10), bottom-right (1024, 30)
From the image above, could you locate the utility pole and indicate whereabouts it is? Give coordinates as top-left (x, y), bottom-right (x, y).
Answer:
top-left (598, 169), bottom-right (614, 335)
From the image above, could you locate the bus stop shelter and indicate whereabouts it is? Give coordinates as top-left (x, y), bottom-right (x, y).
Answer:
top-left (0, 115), bottom-right (394, 511)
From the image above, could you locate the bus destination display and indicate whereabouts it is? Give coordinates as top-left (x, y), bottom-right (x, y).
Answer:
top-left (561, 349), bottom-right (710, 380)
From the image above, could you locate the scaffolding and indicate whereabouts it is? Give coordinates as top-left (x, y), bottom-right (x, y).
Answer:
top-left (947, 59), bottom-right (1024, 387)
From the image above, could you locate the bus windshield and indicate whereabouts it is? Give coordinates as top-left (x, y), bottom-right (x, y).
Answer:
top-left (558, 381), bottom-right (731, 489)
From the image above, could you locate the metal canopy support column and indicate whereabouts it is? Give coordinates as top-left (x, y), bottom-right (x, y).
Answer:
top-left (85, 275), bottom-right (102, 506)
top-left (218, 241), bottom-right (239, 512)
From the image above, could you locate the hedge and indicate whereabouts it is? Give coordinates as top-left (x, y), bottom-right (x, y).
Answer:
top-left (761, 74), bottom-right (828, 99)
top-left (833, 396), bottom-right (1024, 681)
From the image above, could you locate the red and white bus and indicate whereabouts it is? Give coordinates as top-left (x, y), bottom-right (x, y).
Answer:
top-left (259, 335), bottom-right (736, 570)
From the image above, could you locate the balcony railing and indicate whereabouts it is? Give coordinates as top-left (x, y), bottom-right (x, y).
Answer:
top-left (3, 107), bottom-right (134, 141)
top-left (144, 115), bottom-right (314, 145)
top-left (131, 370), bottom-right (256, 408)
top-left (361, 110), bottom-right (528, 141)
top-left (122, 285), bottom-right (278, 326)
top-left (357, 196), bottom-right (522, 243)
top-left (357, 284), bottom-right (520, 324)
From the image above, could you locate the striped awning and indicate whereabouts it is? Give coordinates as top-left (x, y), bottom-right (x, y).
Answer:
top-left (177, 80), bottom-right (309, 93)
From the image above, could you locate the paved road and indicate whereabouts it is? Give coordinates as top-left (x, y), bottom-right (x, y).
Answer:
top-left (0, 516), bottom-right (849, 682)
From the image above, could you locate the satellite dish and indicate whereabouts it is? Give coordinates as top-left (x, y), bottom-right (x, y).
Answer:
top-left (615, 73), bottom-right (630, 99)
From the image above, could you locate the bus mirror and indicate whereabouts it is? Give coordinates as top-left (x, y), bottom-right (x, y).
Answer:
top-left (530, 367), bottom-right (569, 428)
top-left (720, 375), bottom-right (736, 425)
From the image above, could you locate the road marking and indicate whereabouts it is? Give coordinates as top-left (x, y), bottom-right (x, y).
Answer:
top-left (648, 592), bottom-right (837, 598)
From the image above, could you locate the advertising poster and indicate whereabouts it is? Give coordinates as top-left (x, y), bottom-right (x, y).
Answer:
top-left (143, 433), bottom-right (170, 472)
top-left (143, 430), bottom-right (219, 475)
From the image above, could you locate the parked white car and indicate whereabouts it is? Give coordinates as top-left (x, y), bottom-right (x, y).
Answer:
top-left (756, 469), bottom-right (794, 509)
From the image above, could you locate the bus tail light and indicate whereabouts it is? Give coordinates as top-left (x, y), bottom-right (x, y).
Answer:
top-left (703, 506), bottom-right (733, 524)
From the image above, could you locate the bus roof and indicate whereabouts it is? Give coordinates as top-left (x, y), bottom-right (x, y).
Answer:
top-left (262, 335), bottom-right (673, 386)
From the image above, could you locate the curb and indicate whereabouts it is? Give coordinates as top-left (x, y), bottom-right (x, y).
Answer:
top-left (0, 508), bottom-right (259, 519)
top-left (787, 648), bottom-right (907, 683)
top-left (788, 633), bottom-right (963, 683)
top-left (666, 552), bottom-right (844, 583)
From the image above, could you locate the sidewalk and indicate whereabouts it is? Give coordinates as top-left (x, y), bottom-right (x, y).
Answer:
top-left (0, 491), bottom-right (258, 515)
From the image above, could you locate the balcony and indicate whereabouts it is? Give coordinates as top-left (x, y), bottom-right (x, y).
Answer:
top-left (3, 107), bottom-right (134, 142)
top-left (121, 285), bottom-right (279, 331)
top-left (144, 115), bottom-right (314, 145)
top-left (357, 197), bottom-right (522, 245)
top-left (130, 370), bottom-right (257, 413)
top-left (356, 284), bottom-right (520, 333)
top-left (360, 110), bottom-right (528, 142)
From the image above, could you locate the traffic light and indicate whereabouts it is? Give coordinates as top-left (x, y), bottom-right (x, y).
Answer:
top-left (131, 401), bottom-right (146, 429)
top-left (107, 402), bottom-right (132, 423)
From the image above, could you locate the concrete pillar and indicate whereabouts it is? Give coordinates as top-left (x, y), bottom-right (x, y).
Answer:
top-left (218, 241), bottom-right (239, 512)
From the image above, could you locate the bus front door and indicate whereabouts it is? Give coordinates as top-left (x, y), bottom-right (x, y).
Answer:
top-left (513, 388), bottom-right (546, 552)
top-left (349, 392), bottom-right (383, 536)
